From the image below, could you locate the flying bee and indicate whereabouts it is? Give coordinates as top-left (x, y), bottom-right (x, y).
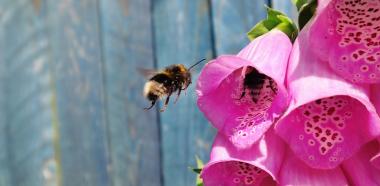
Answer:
top-left (141, 59), bottom-right (206, 112)
top-left (239, 68), bottom-right (277, 103)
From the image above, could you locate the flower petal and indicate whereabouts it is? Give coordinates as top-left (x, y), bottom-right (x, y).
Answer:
top-left (341, 140), bottom-right (380, 185)
top-left (370, 84), bottom-right (380, 115)
top-left (310, 0), bottom-right (380, 83)
top-left (278, 149), bottom-right (348, 186)
top-left (275, 23), bottom-right (380, 169)
top-left (370, 85), bottom-right (380, 170)
top-left (201, 128), bottom-right (285, 186)
top-left (370, 145), bottom-right (380, 170)
top-left (197, 31), bottom-right (291, 149)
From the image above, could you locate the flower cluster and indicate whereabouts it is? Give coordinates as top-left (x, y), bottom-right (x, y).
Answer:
top-left (196, 0), bottom-right (380, 185)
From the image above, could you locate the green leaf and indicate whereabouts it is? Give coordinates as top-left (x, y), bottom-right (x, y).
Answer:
top-left (247, 6), bottom-right (298, 42)
top-left (298, 0), bottom-right (318, 30)
top-left (292, 0), bottom-right (308, 11)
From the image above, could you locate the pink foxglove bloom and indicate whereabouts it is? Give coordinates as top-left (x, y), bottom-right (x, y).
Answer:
top-left (309, 0), bottom-right (380, 83)
top-left (198, 14), bottom-right (380, 186)
top-left (201, 128), bottom-right (283, 186)
top-left (196, 30), bottom-right (292, 149)
top-left (275, 19), bottom-right (380, 170)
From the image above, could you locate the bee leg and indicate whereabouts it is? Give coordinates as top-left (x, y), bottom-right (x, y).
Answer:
top-left (144, 100), bottom-right (156, 110)
top-left (174, 89), bottom-right (182, 104)
top-left (160, 94), bottom-right (171, 112)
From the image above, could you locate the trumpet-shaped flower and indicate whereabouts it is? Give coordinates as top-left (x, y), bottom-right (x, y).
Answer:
top-left (197, 2), bottom-right (380, 185)
top-left (200, 128), bottom-right (283, 186)
top-left (196, 30), bottom-right (292, 149)
top-left (275, 17), bottom-right (380, 169)
top-left (201, 126), bottom-right (380, 185)
top-left (309, 0), bottom-right (380, 83)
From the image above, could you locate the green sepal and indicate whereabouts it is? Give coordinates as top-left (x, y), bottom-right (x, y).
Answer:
top-left (298, 0), bottom-right (318, 30)
top-left (189, 155), bottom-right (204, 186)
top-left (292, 0), bottom-right (308, 11)
top-left (190, 168), bottom-right (202, 174)
top-left (247, 6), bottom-right (298, 42)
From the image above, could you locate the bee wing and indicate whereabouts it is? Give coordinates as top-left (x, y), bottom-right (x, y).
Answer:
top-left (137, 68), bottom-right (159, 79)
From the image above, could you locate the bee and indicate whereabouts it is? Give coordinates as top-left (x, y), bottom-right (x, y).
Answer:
top-left (141, 59), bottom-right (206, 112)
top-left (239, 68), bottom-right (277, 103)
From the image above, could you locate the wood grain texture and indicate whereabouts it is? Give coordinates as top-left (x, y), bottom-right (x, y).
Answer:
top-left (46, 0), bottom-right (110, 185)
top-left (210, 0), bottom-right (268, 55)
top-left (271, 0), bottom-right (298, 23)
top-left (153, 0), bottom-right (216, 185)
top-left (0, 2), bottom-right (10, 185)
top-left (99, 0), bottom-right (161, 185)
top-left (0, 0), bottom-right (59, 185)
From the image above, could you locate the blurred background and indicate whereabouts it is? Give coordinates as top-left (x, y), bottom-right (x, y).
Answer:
top-left (0, 0), bottom-right (296, 186)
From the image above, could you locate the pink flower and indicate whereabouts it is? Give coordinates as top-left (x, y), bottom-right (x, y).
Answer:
top-left (201, 127), bottom-right (380, 185)
top-left (200, 129), bottom-right (283, 186)
top-left (196, 30), bottom-right (292, 149)
top-left (370, 85), bottom-right (380, 170)
top-left (275, 21), bottom-right (380, 170)
top-left (309, 0), bottom-right (380, 83)
top-left (198, 9), bottom-right (380, 185)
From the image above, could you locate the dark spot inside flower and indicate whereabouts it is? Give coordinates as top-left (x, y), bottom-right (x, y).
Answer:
top-left (313, 115), bottom-right (320, 122)
top-left (333, 116), bottom-right (340, 121)
top-left (321, 137), bottom-right (327, 142)
top-left (327, 107), bottom-right (336, 115)
top-left (327, 142), bottom-right (332, 147)
top-left (314, 126), bottom-right (322, 133)
top-left (306, 122), bottom-right (313, 128)
top-left (326, 129), bottom-right (331, 136)
top-left (315, 99), bottom-right (322, 104)
top-left (321, 147), bottom-right (327, 154)
top-left (367, 56), bottom-right (376, 61)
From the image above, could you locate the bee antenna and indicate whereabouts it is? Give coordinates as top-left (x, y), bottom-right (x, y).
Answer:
top-left (188, 58), bottom-right (206, 70)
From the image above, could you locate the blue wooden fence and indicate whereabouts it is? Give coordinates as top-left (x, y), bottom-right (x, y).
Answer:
top-left (0, 0), bottom-right (295, 185)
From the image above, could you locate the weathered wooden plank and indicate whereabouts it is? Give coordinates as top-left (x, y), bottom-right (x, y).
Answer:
top-left (0, 0), bottom-right (59, 185)
top-left (153, 0), bottom-right (216, 185)
top-left (46, 0), bottom-right (110, 185)
top-left (0, 2), bottom-right (11, 185)
top-left (210, 0), bottom-right (268, 55)
top-left (271, 0), bottom-right (298, 22)
top-left (99, 0), bottom-right (161, 185)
